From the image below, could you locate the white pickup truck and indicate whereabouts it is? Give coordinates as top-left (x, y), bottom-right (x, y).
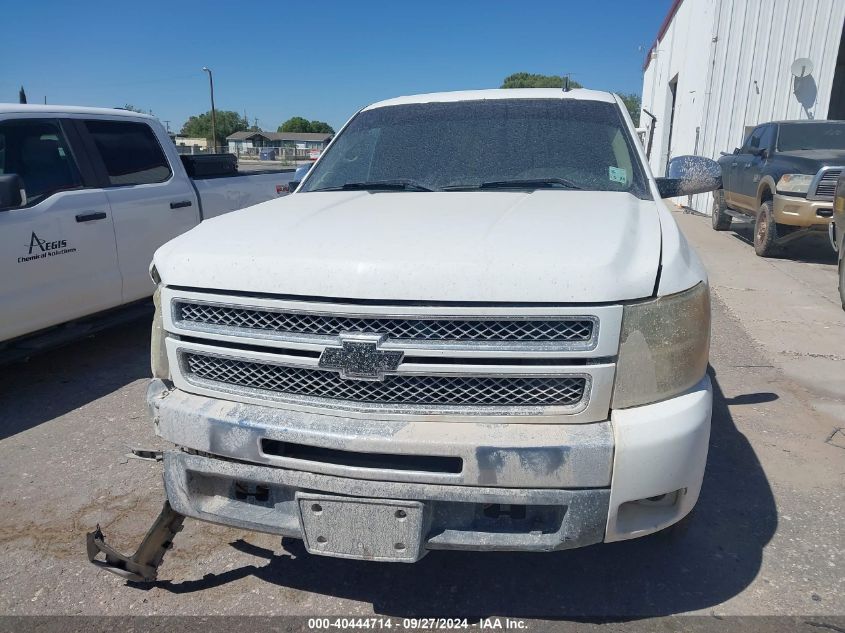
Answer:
top-left (0, 105), bottom-right (293, 359)
top-left (88, 89), bottom-right (721, 580)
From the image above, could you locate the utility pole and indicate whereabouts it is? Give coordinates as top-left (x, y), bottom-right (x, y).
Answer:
top-left (202, 67), bottom-right (217, 152)
top-left (163, 120), bottom-right (171, 134)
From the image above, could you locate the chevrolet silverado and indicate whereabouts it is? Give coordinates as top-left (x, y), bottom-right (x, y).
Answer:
top-left (88, 89), bottom-right (721, 579)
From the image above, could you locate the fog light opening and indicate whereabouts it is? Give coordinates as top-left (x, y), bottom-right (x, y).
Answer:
top-left (634, 488), bottom-right (684, 508)
top-left (615, 488), bottom-right (687, 536)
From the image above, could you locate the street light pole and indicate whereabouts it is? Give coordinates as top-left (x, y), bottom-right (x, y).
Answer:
top-left (202, 67), bottom-right (217, 153)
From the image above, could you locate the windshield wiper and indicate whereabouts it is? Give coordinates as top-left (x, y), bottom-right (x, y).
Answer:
top-left (442, 178), bottom-right (583, 191)
top-left (309, 179), bottom-right (435, 192)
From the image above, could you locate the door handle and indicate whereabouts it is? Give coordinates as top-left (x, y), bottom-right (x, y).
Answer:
top-left (170, 200), bottom-right (193, 209)
top-left (75, 211), bottom-right (107, 223)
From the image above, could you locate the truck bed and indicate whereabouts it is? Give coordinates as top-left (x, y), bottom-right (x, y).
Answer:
top-left (192, 169), bottom-right (295, 220)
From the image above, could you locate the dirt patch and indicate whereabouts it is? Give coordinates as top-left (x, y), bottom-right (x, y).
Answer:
top-left (0, 489), bottom-right (161, 559)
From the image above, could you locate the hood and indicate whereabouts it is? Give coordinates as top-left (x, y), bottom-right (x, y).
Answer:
top-left (774, 150), bottom-right (845, 173)
top-left (154, 190), bottom-right (662, 303)
top-left (777, 149), bottom-right (845, 162)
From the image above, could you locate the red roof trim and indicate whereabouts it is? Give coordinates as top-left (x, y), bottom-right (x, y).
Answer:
top-left (642, 0), bottom-right (685, 71)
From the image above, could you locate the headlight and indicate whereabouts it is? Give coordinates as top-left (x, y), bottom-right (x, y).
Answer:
top-left (612, 282), bottom-right (710, 409)
top-left (151, 286), bottom-right (170, 380)
top-left (776, 174), bottom-right (814, 194)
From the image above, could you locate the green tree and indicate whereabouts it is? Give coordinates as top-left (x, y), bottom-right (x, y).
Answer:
top-left (308, 120), bottom-right (334, 134)
top-left (180, 110), bottom-right (248, 145)
top-left (501, 74), bottom-right (641, 125)
top-left (618, 92), bottom-right (641, 126)
top-left (278, 116), bottom-right (312, 133)
top-left (277, 117), bottom-right (335, 134)
top-left (501, 72), bottom-right (583, 90)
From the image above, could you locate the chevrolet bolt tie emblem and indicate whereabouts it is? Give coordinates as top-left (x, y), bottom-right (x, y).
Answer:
top-left (318, 333), bottom-right (403, 381)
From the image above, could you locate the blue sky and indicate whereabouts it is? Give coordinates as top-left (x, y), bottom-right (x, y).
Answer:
top-left (4, 0), bottom-right (671, 133)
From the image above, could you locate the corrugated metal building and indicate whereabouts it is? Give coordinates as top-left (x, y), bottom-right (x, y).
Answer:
top-left (640, 0), bottom-right (845, 213)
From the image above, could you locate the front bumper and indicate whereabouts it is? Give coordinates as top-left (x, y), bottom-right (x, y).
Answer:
top-left (164, 451), bottom-right (611, 553)
top-left (151, 375), bottom-right (712, 558)
top-left (773, 193), bottom-right (833, 227)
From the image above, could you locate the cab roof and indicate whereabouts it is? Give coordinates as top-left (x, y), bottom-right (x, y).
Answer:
top-left (0, 103), bottom-right (155, 119)
top-left (363, 88), bottom-right (619, 111)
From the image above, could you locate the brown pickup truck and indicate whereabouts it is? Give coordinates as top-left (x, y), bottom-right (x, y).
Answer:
top-left (713, 120), bottom-right (843, 257)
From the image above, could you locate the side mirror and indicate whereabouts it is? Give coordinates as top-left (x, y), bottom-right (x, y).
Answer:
top-left (655, 155), bottom-right (722, 198)
top-left (0, 174), bottom-right (26, 210)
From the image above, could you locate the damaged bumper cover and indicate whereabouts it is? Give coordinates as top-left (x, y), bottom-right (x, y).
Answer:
top-left (146, 375), bottom-right (711, 559)
top-left (165, 450), bottom-right (610, 555)
top-left (149, 380), bottom-right (615, 489)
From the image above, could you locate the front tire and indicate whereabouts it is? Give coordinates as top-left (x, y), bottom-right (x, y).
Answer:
top-left (712, 190), bottom-right (732, 231)
top-left (754, 200), bottom-right (779, 257)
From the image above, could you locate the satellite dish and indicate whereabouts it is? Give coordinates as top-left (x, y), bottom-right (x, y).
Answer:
top-left (791, 58), bottom-right (814, 78)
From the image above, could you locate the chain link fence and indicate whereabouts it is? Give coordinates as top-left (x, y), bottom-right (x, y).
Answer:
top-left (175, 144), bottom-right (318, 166)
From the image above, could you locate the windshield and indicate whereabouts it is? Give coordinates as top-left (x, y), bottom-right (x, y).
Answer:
top-left (777, 123), bottom-right (845, 151)
top-left (301, 99), bottom-right (650, 198)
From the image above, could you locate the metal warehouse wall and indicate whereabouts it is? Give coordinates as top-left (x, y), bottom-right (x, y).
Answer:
top-left (640, 0), bottom-right (845, 214)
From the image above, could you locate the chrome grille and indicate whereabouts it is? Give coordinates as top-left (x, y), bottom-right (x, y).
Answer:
top-left (813, 169), bottom-right (841, 200)
top-left (183, 352), bottom-right (586, 408)
top-left (176, 302), bottom-right (594, 343)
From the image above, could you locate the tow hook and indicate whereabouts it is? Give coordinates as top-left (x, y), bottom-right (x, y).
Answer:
top-left (86, 500), bottom-right (185, 583)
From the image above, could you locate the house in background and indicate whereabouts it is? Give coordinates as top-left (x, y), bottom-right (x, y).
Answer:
top-left (640, 0), bottom-right (845, 213)
top-left (226, 131), bottom-right (333, 158)
top-left (173, 135), bottom-right (209, 154)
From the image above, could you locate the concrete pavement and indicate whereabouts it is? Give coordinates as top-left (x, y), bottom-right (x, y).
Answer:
top-left (672, 209), bottom-right (845, 423)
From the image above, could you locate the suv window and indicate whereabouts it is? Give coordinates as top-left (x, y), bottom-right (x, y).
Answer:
top-left (302, 99), bottom-right (651, 198)
top-left (85, 120), bottom-right (172, 186)
top-left (0, 119), bottom-right (82, 205)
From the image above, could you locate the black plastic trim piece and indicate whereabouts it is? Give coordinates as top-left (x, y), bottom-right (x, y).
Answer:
top-left (261, 439), bottom-right (463, 474)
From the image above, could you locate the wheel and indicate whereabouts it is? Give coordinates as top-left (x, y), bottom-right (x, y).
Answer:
top-left (839, 258), bottom-right (845, 311)
top-left (711, 190), bottom-right (732, 230)
top-left (754, 200), bottom-right (779, 257)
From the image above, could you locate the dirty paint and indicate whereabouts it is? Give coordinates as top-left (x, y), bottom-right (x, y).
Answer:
top-left (475, 447), bottom-right (568, 486)
top-left (164, 451), bottom-right (611, 556)
top-left (155, 387), bottom-right (613, 489)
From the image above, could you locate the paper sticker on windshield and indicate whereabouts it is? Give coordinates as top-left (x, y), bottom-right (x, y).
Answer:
top-left (609, 166), bottom-right (627, 184)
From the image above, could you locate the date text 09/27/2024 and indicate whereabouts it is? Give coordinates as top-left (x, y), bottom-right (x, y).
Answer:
top-left (307, 618), bottom-right (528, 630)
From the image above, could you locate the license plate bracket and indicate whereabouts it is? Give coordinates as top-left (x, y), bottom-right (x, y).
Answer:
top-left (296, 493), bottom-right (426, 562)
